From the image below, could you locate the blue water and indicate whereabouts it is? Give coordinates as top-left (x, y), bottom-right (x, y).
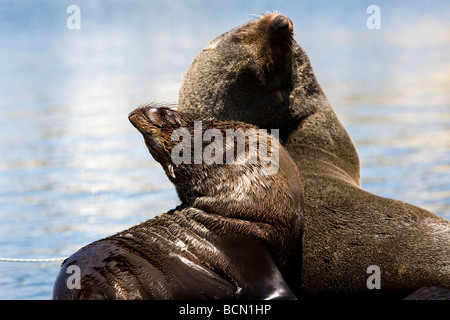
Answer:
top-left (0, 0), bottom-right (449, 299)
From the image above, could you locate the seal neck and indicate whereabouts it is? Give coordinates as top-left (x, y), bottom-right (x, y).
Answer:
top-left (284, 44), bottom-right (361, 186)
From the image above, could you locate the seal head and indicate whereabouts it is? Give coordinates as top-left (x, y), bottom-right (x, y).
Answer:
top-left (179, 13), bottom-right (301, 141)
top-left (129, 105), bottom-right (304, 257)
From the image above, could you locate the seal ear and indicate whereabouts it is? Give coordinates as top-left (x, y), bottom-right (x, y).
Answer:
top-left (275, 90), bottom-right (284, 103)
top-left (167, 164), bottom-right (176, 179)
top-left (203, 40), bottom-right (218, 51)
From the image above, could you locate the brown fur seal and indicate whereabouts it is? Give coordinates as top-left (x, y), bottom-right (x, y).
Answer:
top-left (178, 13), bottom-right (450, 298)
top-left (52, 104), bottom-right (304, 300)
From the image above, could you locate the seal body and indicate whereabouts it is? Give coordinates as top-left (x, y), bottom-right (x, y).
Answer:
top-left (178, 13), bottom-right (450, 297)
top-left (53, 105), bottom-right (304, 300)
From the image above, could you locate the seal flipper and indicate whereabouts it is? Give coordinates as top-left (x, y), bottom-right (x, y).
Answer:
top-left (215, 233), bottom-right (297, 300)
top-left (404, 287), bottom-right (450, 300)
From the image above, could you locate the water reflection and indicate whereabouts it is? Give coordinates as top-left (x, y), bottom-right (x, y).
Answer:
top-left (0, 0), bottom-right (449, 299)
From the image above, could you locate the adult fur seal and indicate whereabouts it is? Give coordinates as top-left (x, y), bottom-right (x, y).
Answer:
top-left (52, 104), bottom-right (304, 300)
top-left (178, 13), bottom-right (450, 298)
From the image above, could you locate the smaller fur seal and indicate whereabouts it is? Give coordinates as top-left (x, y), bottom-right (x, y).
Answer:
top-left (52, 104), bottom-right (304, 300)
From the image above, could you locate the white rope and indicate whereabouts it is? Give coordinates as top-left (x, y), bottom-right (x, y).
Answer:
top-left (0, 257), bottom-right (66, 263)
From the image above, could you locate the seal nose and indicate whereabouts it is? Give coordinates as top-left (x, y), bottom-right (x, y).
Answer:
top-left (128, 106), bottom-right (158, 125)
top-left (130, 105), bottom-right (183, 127)
top-left (128, 110), bottom-right (137, 119)
top-left (272, 14), bottom-right (290, 31)
top-left (263, 13), bottom-right (293, 46)
top-left (129, 105), bottom-right (160, 122)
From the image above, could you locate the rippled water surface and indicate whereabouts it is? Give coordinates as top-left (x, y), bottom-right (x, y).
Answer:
top-left (0, 0), bottom-right (449, 299)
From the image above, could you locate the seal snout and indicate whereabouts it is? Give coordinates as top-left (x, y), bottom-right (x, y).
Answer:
top-left (265, 13), bottom-right (293, 36)
top-left (271, 14), bottom-right (290, 31)
top-left (254, 13), bottom-right (293, 71)
top-left (128, 106), bottom-right (158, 123)
top-left (128, 106), bottom-right (159, 133)
top-left (129, 105), bottom-right (184, 131)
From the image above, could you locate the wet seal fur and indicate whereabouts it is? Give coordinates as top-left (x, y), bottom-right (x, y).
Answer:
top-left (178, 13), bottom-right (450, 298)
top-left (52, 104), bottom-right (304, 300)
